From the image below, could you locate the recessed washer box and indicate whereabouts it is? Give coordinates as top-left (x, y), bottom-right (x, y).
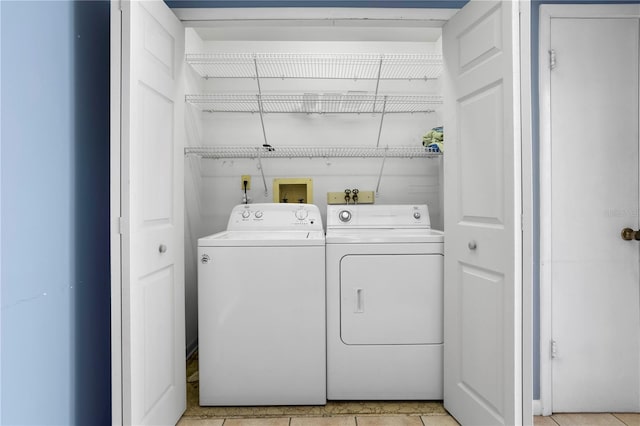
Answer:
top-left (273, 178), bottom-right (313, 204)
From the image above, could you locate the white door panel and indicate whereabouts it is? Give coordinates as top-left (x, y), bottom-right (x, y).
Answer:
top-left (120, 1), bottom-right (186, 424)
top-left (443, 1), bottom-right (522, 424)
top-left (549, 16), bottom-right (640, 412)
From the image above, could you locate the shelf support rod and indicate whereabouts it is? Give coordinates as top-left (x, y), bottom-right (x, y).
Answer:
top-left (375, 145), bottom-right (389, 196)
top-left (253, 57), bottom-right (269, 147)
top-left (374, 56), bottom-right (384, 98)
top-left (372, 56), bottom-right (384, 112)
top-left (375, 96), bottom-right (388, 148)
top-left (256, 148), bottom-right (268, 197)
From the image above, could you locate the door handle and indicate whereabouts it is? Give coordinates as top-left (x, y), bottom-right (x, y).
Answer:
top-left (355, 288), bottom-right (364, 313)
top-left (621, 228), bottom-right (640, 241)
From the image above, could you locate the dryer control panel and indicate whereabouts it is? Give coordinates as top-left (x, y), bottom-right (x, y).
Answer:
top-left (227, 203), bottom-right (323, 231)
top-left (327, 204), bottom-right (431, 229)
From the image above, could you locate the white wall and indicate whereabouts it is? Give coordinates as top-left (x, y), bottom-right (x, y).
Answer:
top-left (184, 29), bottom-right (206, 355)
top-left (183, 33), bottom-right (444, 353)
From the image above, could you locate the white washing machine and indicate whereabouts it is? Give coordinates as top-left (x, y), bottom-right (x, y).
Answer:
top-left (198, 203), bottom-right (326, 406)
top-left (326, 204), bottom-right (444, 400)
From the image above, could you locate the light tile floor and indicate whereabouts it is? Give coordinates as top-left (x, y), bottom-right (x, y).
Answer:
top-left (180, 353), bottom-right (640, 426)
top-left (177, 415), bottom-right (459, 426)
top-left (535, 413), bottom-right (640, 426)
top-left (178, 413), bottom-right (640, 426)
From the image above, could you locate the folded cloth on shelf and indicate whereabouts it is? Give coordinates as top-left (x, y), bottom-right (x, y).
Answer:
top-left (426, 142), bottom-right (444, 153)
top-left (422, 126), bottom-right (444, 150)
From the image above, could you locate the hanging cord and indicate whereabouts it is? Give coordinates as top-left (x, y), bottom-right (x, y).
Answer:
top-left (243, 179), bottom-right (249, 204)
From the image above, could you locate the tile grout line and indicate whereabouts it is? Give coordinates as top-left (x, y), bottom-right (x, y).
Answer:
top-left (612, 413), bottom-right (630, 426)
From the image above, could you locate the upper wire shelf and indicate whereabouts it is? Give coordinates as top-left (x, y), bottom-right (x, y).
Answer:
top-left (185, 93), bottom-right (442, 114)
top-left (184, 146), bottom-right (442, 159)
top-left (185, 53), bottom-right (443, 80)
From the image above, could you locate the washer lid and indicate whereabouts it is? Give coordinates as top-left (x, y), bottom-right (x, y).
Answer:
top-left (326, 228), bottom-right (444, 244)
top-left (198, 230), bottom-right (326, 247)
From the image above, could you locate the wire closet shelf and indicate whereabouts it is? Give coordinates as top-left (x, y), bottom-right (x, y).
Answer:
top-left (184, 146), bottom-right (442, 159)
top-left (185, 53), bottom-right (443, 80)
top-left (185, 94), bottom-right (442, 114)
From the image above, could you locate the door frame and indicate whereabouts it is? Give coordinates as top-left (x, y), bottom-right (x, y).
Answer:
top-left (110, 2), bottom-right (533, 424)
top-left (110, 1), bottom-right (123, 424)
top-left (538, 3), bottom-right (640, 416)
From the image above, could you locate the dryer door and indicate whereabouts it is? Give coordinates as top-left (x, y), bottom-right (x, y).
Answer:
top-left (340, 254), bottom-right (443, 345)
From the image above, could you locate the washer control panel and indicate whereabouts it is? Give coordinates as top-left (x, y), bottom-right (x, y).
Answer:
top-left (327, 204), bottom-right (431, 229)
top-left (228, 203), bottom-right (323, 231)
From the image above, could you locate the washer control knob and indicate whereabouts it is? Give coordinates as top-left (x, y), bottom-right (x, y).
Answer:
top-left (254, 211), bottom-right (263, 219)
top-left (241, 210), bottom-right (251, 219)
top-left (413, 212), bottom-right (421, 220)
top-left (295, 209), bottom-right (308, 220)
top-left (339, 210), bottom-right (352, 223)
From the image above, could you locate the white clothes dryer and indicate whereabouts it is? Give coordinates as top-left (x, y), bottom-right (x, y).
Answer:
top-left (198, 203), bottom-right (326, 406)
top-left (326, 204), bottom-right (444, 400)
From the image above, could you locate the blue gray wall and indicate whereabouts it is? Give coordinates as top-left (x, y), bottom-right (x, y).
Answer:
top-left (0, 1), bottom-right (111, 424)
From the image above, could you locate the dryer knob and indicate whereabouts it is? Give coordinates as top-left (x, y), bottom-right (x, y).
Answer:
top-left (339, 210), bottom-right (352, 223)
top-left (242, 210), bottom-right (251, 219)
top-left (413, 212), bottom-right (421, 220)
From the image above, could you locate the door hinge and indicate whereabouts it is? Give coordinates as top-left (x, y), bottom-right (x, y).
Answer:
top-left (117, 217), bottom-right (126, 235)
top-left (549, 49), bottom-right (557, 70)
top-left (551, 340), bottom-right (558, 359)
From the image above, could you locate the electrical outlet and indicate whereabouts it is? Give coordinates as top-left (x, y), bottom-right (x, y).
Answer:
top-left (241, 175), bottom-right (251, 190)
top-left (327, 191), bottom-right (375, 204)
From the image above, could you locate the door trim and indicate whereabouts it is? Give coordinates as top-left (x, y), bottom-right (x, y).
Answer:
top-left (520, 2), bottom-right (533, 423)
top-left (538, 4), bottom-right (640, 416)
top-left (110, 0), bottom-right (123, 424)
top-left (109, 2), bottom-right (535, 423)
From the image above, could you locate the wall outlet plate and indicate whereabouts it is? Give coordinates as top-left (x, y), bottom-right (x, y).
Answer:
top-left (327, 190), bottom-right (375, 204)
top-left (241, 175), bottom-right (251, 190)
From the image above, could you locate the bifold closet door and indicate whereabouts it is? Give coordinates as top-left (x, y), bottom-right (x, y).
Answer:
top-left (443, 1), bottom-right (524, 424)
top-left (117, 1), bottom-right (187, 424)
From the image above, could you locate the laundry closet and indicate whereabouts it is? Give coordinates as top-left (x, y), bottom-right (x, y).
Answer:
top-left (182, 16), bottom-right (448, 357)
top-left (112, 1), bottom-right (527, 425)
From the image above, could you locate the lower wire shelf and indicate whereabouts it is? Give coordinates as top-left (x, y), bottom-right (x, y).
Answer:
top-left (184, 145), bottom-right (442, 159)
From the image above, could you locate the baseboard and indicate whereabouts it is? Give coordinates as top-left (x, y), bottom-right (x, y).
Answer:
top-left (533, 400), bottom-right (542, 416)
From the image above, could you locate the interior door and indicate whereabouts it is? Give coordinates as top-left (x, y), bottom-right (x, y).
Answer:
top-left (549, 16), bottom-right (640, 412)
top-left (442, 1), bottom-right (522, 424)
top-left (119, 0), bottom-right (186, 424)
